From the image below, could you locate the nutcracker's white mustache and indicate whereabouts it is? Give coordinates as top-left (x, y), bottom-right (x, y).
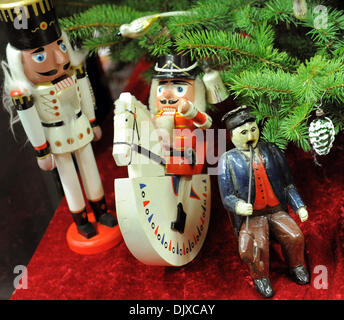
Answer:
top-left (160, 99), bottom-right (179, 105)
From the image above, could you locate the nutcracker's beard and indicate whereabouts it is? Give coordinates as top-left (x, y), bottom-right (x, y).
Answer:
top-left (154, 114), bottom-right (175, 148)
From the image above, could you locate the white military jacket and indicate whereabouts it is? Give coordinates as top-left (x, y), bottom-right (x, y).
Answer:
top-left (11, 65), bottom-right (97, 156)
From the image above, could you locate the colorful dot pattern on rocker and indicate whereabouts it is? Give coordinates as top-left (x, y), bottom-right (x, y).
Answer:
top-left (139, 176), bottom-right (208, 257)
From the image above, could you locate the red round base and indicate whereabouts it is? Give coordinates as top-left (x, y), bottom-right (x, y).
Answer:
top-left (66, 213), bottom-right (122, 255)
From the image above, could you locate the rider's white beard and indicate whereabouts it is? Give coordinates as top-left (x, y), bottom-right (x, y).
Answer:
top-left (154, 114), bottom-right (175, 150)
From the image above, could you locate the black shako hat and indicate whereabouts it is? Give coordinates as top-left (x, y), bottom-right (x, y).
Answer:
top-left (153, 54), bottom-right (199, 80)
top-left (0, 0), bottom-right (61, 50)
top-left (221, 105), bottom-right (256, 130)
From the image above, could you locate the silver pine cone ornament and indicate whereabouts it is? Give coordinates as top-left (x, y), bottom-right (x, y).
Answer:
top-left (309, 110), bottom-right (335, 156)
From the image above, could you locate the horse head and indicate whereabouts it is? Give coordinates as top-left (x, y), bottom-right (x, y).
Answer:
top-left (113, 93), bottom-right (137, 166)
top-left (113, 92), bottom-right (166, 177)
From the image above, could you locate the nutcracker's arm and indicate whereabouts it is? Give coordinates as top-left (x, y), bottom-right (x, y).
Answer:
top-left (74, 64), bottom-right (98, 130)
top-left (10, 90), bottom-right (50, 160)
top-left (180, 101), bottom-right (212, 129)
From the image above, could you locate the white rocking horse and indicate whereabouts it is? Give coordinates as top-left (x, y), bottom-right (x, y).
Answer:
top-left (113, 93), bottom-right (211, 266)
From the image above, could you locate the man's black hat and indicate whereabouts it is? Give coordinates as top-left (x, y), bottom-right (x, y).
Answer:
top-left (0, 0), bottom-right (61, 50)
top-left (221, 105), bottom-right (256, 130)
top-left (153, 54), bottom-right (199, 80)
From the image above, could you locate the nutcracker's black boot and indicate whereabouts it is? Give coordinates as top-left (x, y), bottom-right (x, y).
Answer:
top-left (184, 148), bottom-right (197, 166)
top-left (289, 265), bottom-right (310, 285)
top-left (253, 277), bottom-right (274, 298)
top-left (71, 209), bottom-right (97, 239)
top-left (89, 197), bottom-right (117, 228)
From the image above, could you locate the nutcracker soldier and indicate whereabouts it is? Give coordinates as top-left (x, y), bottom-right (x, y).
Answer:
top-left (111, 53), bottom-right (228, 265)
top-left (148, 54), bottom-right (228, 174)
top-left (1, 0), bottom-right (120, 252)
top-left (218, 106), bottom-right (310, 298)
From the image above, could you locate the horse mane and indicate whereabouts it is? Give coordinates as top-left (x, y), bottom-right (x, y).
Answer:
top-left (136, 101), bottom-right (155, 124)
top-left (122, 96), bottom-right (157, 131)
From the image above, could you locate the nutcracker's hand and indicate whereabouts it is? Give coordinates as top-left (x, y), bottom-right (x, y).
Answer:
top-left (296, 207), bottom-right (309, 222)
top-left (93, 126), bottom-right (102, 142)
top-left (178, 99), bottom-right (190, 114)
top-left (235, 201), bottom-right (253, 216)
top-left (37, 154), bottom-right (56, 171)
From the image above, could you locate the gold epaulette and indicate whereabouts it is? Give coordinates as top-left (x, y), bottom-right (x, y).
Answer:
top-left (10, 90), bottom-right (34, 111)
top-left (74, 64), bottom-right (86, 79)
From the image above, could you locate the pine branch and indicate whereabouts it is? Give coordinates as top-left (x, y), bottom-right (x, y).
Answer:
top-left (167, 0), bottom-right (259, 34)
top-left (303, 6), bottom-right (344, 57)
top-left (175, 28), bottom-right (296, 72)
top-left (84, 36), bottom-right (128, 52)
top-left (59, 5), bottom-right (145, 40)
top-left (57, 0), bottom-right (344, 151)
top-left (138, 25), bottom-right (172, 56)
top-left (293, 55), bottom-right (344, 104)
top-left (118, 0), bottom-right (192, 13)
top-left (64, 22), bottom-right (120, 32)
top-left (280, 104), bottom-right (313, 151)
top-left (263, 0), bottom-right (298, 25)
top-left (261, 117), bottom-right (289, 150)
top-left (229, 69), bottom-right (294, 101)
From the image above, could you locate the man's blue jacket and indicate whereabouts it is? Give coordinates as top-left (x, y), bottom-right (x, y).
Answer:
top-left (218, 141), bottom-right (305, 233)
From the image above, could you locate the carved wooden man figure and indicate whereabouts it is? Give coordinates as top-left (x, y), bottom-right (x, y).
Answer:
top-left (218, 105), bottom-right (310, 298)
top-left (1, 0), bottom-right (117, 240)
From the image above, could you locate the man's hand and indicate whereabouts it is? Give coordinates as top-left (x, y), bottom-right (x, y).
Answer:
top-left (236, 201), bottom-right (253, 216)
top-left (178, 99), bottom-right (190, 114)
top-left (93, 126), bottom-right (102, 142)
top-left (37, 154), bottom-right (56, 171)
top-left (296, 207), bottom-right (308, 222)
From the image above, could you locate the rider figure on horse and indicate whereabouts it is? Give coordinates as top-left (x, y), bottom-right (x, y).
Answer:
top-left (149, 54), bottom-right (214, 175)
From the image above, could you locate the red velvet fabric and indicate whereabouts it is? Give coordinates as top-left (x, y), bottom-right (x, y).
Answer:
top-left (11, 59), bottom-right (344, 300)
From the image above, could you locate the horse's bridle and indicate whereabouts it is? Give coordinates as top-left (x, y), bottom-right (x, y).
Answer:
top-left (113, 109), bottom-right (166, 166)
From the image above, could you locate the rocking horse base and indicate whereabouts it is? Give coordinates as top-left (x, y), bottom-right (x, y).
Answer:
top-left (115, 174), bottom-right (211, 266)
top-left (66, 212), bottom-right (122, 255)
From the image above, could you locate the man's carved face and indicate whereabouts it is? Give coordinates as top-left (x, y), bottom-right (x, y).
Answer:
top-left (231, 121), bottom-right (260, 151)
top-left (156, 78), bottom-right (195, 111)
top-left (22, 37), bottom-right (71, 84)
